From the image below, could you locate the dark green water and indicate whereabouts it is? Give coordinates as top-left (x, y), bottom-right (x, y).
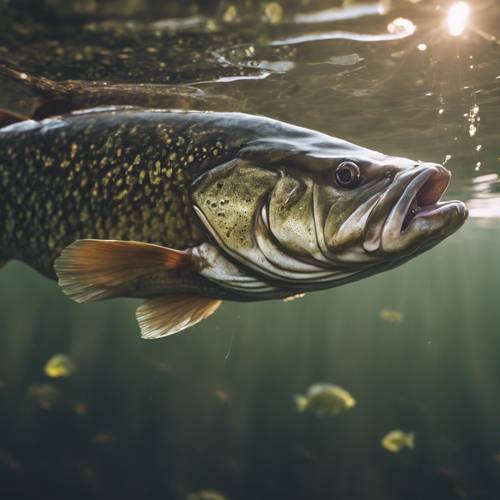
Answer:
top-left (1, 1), bottom-right (500, 499)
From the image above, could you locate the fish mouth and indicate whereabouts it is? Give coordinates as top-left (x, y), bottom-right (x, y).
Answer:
top-left (364, 165), bottom-right (468, 254)
top-left (400, 167), bottom-right (452, 232)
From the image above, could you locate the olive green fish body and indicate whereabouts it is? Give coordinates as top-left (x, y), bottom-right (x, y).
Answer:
top-left (0, 107), bottom-right (467, 338)
top-left (0, 108), bottom-right (252, 277)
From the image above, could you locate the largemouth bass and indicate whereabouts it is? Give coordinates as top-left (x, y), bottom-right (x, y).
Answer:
top-left (0, 107), bottom-right (467, 338)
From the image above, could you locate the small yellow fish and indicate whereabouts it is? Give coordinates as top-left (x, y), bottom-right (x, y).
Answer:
top-left (44, 354), bottom-right (76, 378)
top-left (187, 490), bottom-right (226, 500)
top-left (379, 308), bottom-right (404, 323)
top-left (381, 430), bottom-right (415, 453)
top-left (91, 433), bottom-right (115, 445)
top-left (294, 383), bottom-right (356, 416)
top-left (73, 401), bottom-right (88, 415)
top-left (27, 384), bottom-right (60, 409)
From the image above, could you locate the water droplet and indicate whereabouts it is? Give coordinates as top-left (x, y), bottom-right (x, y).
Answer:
top-left (417, 43), bottom-right (427, 51)
top-left (475, 161), bottom-right (481, 171)
top-left (387, 18), bottom-right (416, 36)
top-left (223, 5), bottom-right (237, 23)
top-left (476, 144), bottom-right (482, 151)
top-left (263, 2), bottom-right (283, 25)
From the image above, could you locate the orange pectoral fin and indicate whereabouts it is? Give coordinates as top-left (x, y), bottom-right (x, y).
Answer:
top-left (54, 239), bottom-right (193, 303)
top-left (136, 295), bottom-right (222, 339)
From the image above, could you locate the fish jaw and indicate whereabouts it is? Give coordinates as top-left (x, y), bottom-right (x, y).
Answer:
top-left (363, 164), bottom-right (468, 255)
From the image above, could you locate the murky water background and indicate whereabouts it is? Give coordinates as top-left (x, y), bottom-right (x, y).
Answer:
top-left (0, 0), bottom-right (499, 499)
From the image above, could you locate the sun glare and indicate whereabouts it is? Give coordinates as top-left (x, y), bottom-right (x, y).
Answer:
top-left (447, 1), bottom-right (470, 37)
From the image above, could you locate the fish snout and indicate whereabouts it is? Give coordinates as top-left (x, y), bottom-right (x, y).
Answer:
top-left (364, 162), bottom-right (467, 255)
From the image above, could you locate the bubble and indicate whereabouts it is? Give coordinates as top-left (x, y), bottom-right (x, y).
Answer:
top-left (263, 2), bottom-right (283, 25)
top-left (387, 18), bottom-right (416, 36)
top-left (468, 104), bottom-right (480, 137)
top-left (223, 5), bottom-right (237, 23)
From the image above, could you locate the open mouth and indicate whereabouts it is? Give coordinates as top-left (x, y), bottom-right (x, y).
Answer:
top-left (401, 167), bottom-right (451, 231)
top-left (364, 164), bottom-right (468, 254)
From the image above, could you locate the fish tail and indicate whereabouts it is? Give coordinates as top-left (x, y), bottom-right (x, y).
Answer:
top-left (294, 395), bottom-right (308, 412)
top-left (0, 61), bottom-right (55, 98)
top-left (0, 61), bottom-right (60, 119)
top-left (406, 432), bottom-right (415, 449)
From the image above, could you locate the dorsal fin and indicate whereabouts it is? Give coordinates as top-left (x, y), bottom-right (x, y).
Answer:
top-left (0, 109), bottom-right (27, 128)
top-left (54, 239), bottom-right (193, 303)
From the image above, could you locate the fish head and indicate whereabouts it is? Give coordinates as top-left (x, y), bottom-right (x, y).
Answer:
top-left (191, 127), bottom-right (467, 295)
top-left (301, 155), bottom-right (468, 261)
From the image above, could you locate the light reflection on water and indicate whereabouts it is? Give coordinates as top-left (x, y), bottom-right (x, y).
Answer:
top-left (447, 1), bottom-right (470, 37)
top-left (467, 174), bottom-right (500, 225)
top-left (293, 2), bottom-right (388, 24)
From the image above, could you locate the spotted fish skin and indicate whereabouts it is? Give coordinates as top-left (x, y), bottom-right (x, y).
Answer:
top-left (0, 107), bottom-right (259, 277)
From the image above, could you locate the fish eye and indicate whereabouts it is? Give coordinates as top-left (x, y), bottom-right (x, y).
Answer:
top-left (335, 161), bottom-right (361, 188)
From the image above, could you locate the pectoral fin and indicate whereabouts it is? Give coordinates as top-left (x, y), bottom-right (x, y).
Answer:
top-left (136, 295), bottom-right (221, 339)
top-left (54, 239), bottom-right (193, 303)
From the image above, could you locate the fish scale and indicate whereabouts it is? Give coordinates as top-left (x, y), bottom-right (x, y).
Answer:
top-left (0, 107), bottom-right (245, 277)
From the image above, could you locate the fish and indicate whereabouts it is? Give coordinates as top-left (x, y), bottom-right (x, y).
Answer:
top-left (379, 308), bottom-right (404, 323)
top-left (44, 353), bottom-right (76, 378)
top-left (187, 491), bottom-right (226, 500)
top-left (26, 384), bottom-right (60, 409)
top-left (91, 433), bottom-right (115, 445)
top-left (0, 106), bottom-right (468, 338)
top-left (294, 383), bottom-right (356, 416)
top-left (381, 429), bottom-right (415, 453)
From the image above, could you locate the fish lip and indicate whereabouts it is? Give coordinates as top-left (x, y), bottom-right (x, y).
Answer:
top-left (363, 165), bottom-right (432, 252)
top-left (398, 166), bottom-right (469, 234)
top-left (397, 166), bottom-right (451, 233)
top-left (363, 164), bottom-right (464, 253)
top-left (379, 165), bottom-right (468, 253)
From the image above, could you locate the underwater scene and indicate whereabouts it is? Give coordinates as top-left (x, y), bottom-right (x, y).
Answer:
top-left (0, 0), bottom-right (499, 499)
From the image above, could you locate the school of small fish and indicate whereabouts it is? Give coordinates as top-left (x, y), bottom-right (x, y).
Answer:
top-left (0, 345), bottom-right (424, 499)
